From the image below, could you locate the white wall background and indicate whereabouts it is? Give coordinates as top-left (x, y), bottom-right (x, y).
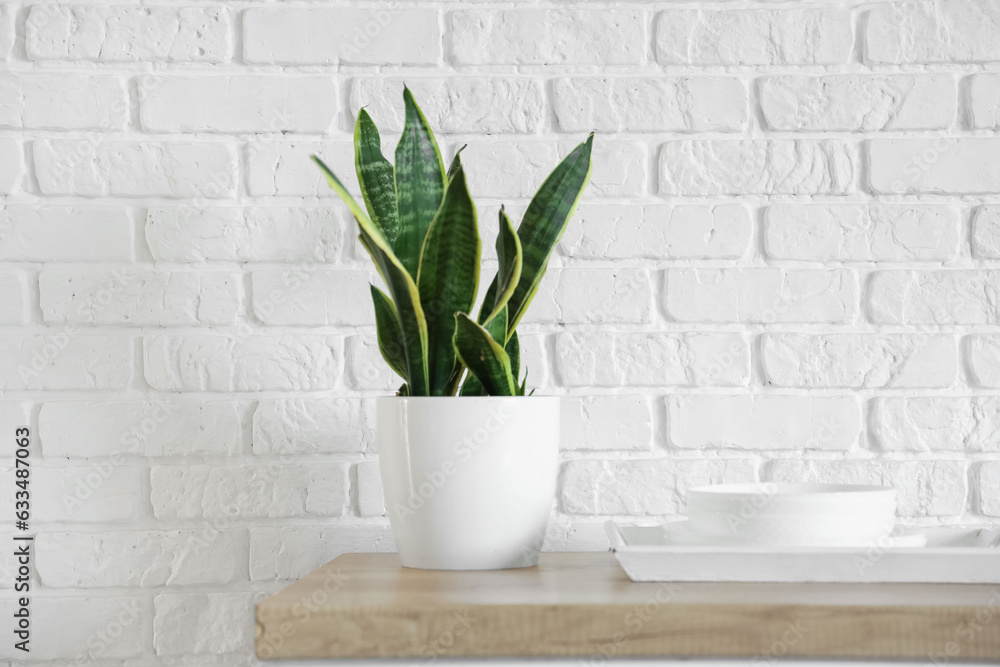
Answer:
top-left (0, 0), bottom-right (999, 663)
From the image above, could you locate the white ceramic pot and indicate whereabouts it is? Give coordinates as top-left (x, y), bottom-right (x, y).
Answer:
top-left (377, 396), bottom-right (559, 570)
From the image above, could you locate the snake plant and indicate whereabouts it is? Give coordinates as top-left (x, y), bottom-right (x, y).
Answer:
top-left (313, 88), bottom-right (593, 397)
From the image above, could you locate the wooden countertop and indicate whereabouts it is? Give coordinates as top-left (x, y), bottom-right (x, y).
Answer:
top-left (255, 552), bottom-right (1000, 661)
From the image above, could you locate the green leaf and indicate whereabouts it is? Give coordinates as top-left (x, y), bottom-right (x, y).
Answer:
top-left (459, 374), bottom-right (486, 396)
top-left (416, 166), bottom-right (481, 395)
top-left (477, 278), bottom-right (498, 325)
top-left (506, 330), bottom-right (520, 382)
top-left (354, 109), bottom-right (399, 246)
top-left (358, 232), bottom-right (429, 395)
top-left (314, 155), bottom-right (391, 251)
top-left (447, 145), bottom-right (467, 180)
top-left (453, 313), bottom-right (516, 397)
top-left (359, 230), bottom-right (430, 396)
top-left (394, 87), bottom-right (446, 277)
top-left (484, 304), bottom-right (506, 344)
top-left (482, 207), bottom-right (523, 327)
top-left (370, 285), bottom-right (407, 381)
top-left (507, 134), bottom-right (594, 334)
top-left (314, 155), bottom-right (430, 395)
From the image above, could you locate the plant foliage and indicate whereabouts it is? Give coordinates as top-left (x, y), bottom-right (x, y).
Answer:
top-left (314, 88), bottom-right (593, 396)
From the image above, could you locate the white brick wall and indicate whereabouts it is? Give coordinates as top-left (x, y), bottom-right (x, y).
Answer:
top-left (1, 1), bottom-right (998, 663)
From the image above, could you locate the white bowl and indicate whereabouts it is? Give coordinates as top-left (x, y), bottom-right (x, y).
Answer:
top-left (686, 483), bottom-right (897, 547)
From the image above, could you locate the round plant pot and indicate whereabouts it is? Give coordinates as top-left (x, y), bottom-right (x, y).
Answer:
top-left (377, 396), bottom-right (559, 570)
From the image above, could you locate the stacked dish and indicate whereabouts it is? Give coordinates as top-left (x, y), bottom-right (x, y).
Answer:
top-left (672, 483), bottom-right (904, 547)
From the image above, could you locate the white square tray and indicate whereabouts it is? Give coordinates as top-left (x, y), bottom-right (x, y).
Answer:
top-left (607, 521), bottom-right (1000, 583)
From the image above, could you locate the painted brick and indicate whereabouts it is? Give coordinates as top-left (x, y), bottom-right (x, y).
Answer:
top-left (562, 458), bottom-right (756, 515)
top-left (0, 205), bottom-right (133, 261)
top-left (657, 9), bottom-right (852, 65)
top-left (0, 139), bottom-right (21, 194)
top-left (0, 73), bottom-right (127, 130)
top-left (40, 400), bottom-right (241, 457)
top-left (253, 399), bottom-right (373, 455)
top-left (562, 204), bottom-right (751, 260)
top-left (26, 5), bottom-right (230, 62)
top-left (247, 141), bottom-right (357, 197)
top-left (40, 269), bottom-right (240, 326)
top-left (543, 518), bottom-right (616, 553)
top-left (972, 205), bottom-right (1000, 258)
top-left (451, 10), bottom-right (645, 65)
top-left (252, 270), bottom-right (375, 326)
top-left (762, 334), bottom-right (958, 388)
top-left (554, 77), bottom-right (746, 132)
top-left (554, 332), bottom-right (749, 388)
top-left (765, 204), bottom-right (960, 262)
top-left (585, 141), bottom-right (647, 198)
top-left (966, 335), bottom-right (1000, 387)
top-left (525, 268), bottom-right (652, 325)
top-left (36, 530), bottom-right (242, 587)
top-left (249, 525), bottom-right (395, 581)
top-left (0, 402), bottom-right (30, 437)
top-left (0, 334), bottom-right (131, 391)
top-left (969, 74), bottom-right (1000, 129)
top-left (244, 8), bottom-right (440, 65)
top-left (34, 140), bottom-right (237, 198)
top-left (562, 395), bottom-right (654, 451)
top-left (868, 139), bottom-right (1000, 195)
top-left (140, 76), bottom-right (336, 134)
top-left (867, 1), bottom-right (1000, 64)
top-left (768, 460), bottom-right (967, 517)
top-left (669, 395), bottom-right (860, 451)
top-left (0, 597), bottom-right (146, 660)
top-left (760, 75), bottom-right (955, 131)
top-left (154, 593), bottom-right (255, 655)
top-left (0, 271), bottom-right (27, 325)
top-left (345, 334), bottom-right (399, 392)
top-left (875, 397), bottom-right (1000, 452)
top-left (151, 462), bottom-right (348, 519)
top-left (665, 269), bottom-right (858, 324)
top-left (2, 0), bottom-right (996, 638)
top-left (0, 5), bottom-right (11, 60)
top-left (463, 140), bottom-right (646, 199)
top-left (1, 464), bottom-right (144, 522)
top-left (146, 206), bottom-right (348, 263)
top-left (660, 140), bottom-right (855, 196)
top-left (357, 461), bottom-right (386, 517)
top-left (352, 77), bottom-right (544, 134)
top-left (981, 463), bottom-right (1000, 516)
top-left (144, 335), bottom-right (340, 392)
top-left (869, 272), bottom-right (1000, 325)
top-left (519, 334), bottom-right (549, 390)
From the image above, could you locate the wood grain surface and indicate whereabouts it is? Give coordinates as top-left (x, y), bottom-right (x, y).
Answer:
top-left (255, 552), bottom-right (1000, 661)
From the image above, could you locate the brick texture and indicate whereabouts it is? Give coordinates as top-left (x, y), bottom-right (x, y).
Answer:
top-left (1, 4), bottom-right (991, 663)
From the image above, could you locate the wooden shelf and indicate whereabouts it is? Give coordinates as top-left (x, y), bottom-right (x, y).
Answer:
top-left (255, 552), bottom-right (1000, 661)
